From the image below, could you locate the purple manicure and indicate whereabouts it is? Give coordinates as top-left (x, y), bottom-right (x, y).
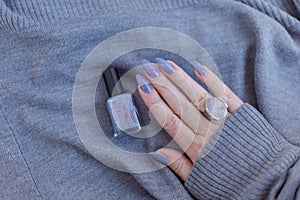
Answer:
top-left (149, 152), bottom-right (168, 165)
top-left (136, 74), bottom-right (153, 94)
top-left (193, 61), bottom-right (207, 76)
top-left (141, 59), bottom-right (159, 78)
top-left (155, 57), bottom-right (175, 75)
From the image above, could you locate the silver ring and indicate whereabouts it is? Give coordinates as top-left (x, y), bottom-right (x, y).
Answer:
top-left (204, 96), bottom-right (228, 122)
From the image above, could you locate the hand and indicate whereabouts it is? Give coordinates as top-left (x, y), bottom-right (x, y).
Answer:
top-left (136, 58), bottom-right (244, 181)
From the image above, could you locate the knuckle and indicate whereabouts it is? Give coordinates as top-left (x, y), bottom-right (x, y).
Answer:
top-left (153, 75), bottom-right (169, 89)
top-left (171, 98), bottom-right (181, 112)
top-left (194, 119), bottom-right (210, 136)
top-left (181, 100), bottom-right (191, 113)
top-left (195, 127), bottom-right (208, 137)
top-left (172, 160), bottom-right (185, 175)
top-left (175, 99), bottom-right (191, 116)
top-left (209, 78), bottom-right (219, 87)
top-left (150, 94), bottom-right (162, 105)
top-left (187, 139), bottom-right (203, 161)
top-left (195, 93), bottom-right (210, 111)
top-left (225, 89), bottom-right (236, 103)
top-left (199, 92), bottom-right (210, 102)
top-left (164, 114), bottom-right (179, 134)
top-left (154, 82), bottom-right (166, 91)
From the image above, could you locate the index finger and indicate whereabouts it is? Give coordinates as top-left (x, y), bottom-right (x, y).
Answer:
top-left (135, 74), bottom-right (195, 153)
top-left (157, 59), bottom-right (211, 113)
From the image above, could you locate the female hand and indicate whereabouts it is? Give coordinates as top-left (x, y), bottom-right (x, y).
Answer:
top-left (136, 58), bottom-right (244, 181)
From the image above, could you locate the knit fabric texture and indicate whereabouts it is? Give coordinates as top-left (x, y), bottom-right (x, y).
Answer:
top-left (0, 0), bottom-right (299, 199)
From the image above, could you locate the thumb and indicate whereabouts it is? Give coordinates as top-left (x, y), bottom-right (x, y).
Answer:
top-left (152, 148), bottom-right (193, 181)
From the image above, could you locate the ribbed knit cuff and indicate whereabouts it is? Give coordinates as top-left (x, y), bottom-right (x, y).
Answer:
top-left (184, 103), bottom-right (300, 199)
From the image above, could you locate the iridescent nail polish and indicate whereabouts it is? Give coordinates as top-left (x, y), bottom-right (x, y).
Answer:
top-left (155, 57), bottom-right (175, 74)
top-left (149, 152), bottom-right (168, 165)
top-left (141, 59), bottom-right (159, 78)
top-left (193, 61), bottom-right (207, 76)
top-left (136, 74), bottom-right (153, 94)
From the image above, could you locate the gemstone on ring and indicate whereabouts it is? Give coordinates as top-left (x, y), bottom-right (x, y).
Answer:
top-left (204, 96), bottom-right (228, 121)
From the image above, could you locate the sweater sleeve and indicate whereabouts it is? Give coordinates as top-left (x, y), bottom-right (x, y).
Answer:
top-left (184, 103), bottom-right (300, 199)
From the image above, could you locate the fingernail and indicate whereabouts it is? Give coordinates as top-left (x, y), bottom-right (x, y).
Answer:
top-left (149, 152), bottom-right (168, 165)
top-left (141, 59), bottom-right (159, 78)
top-left (136, 74), bottom-right (153, 94)
top-left (193, 61), bottom-right (207, 76)
top-left (155, 57), bottom-right (175, 74)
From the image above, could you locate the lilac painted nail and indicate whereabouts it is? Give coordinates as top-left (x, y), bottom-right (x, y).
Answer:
top-left (193, 61), bottom-right (207, 76)
top-left (149, 152), bottom-right (168, 165)
top-left (136, 74), bottom-right (153, 94)
top-left (141, 59), bottom-right (159, 78)
top-left (155, 57), bottom-right (175, 74)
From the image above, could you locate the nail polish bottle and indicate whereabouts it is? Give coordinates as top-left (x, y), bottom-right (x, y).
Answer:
top-left (103, 68), bottom-right (141, 137)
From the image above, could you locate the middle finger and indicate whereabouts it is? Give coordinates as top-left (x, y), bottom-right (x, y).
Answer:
top-left (141, 59), bottom-right (210, 136)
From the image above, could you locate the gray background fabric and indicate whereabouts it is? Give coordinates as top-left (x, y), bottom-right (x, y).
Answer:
top-left (0, 0), bottom-right (299, 199)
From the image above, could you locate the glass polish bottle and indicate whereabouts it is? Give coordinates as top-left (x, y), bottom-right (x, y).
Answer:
top-left (103, 68), bottom-right (141, 137)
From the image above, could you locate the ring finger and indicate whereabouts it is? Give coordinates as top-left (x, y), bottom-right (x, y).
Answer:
top-left (155, 58), bottom-right (211, 113)
top-left (141, 59), bottom-right (211, 136)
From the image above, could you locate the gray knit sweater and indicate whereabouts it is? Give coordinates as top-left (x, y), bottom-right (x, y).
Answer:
top-left (0, 0), bottom-right (299, 199)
